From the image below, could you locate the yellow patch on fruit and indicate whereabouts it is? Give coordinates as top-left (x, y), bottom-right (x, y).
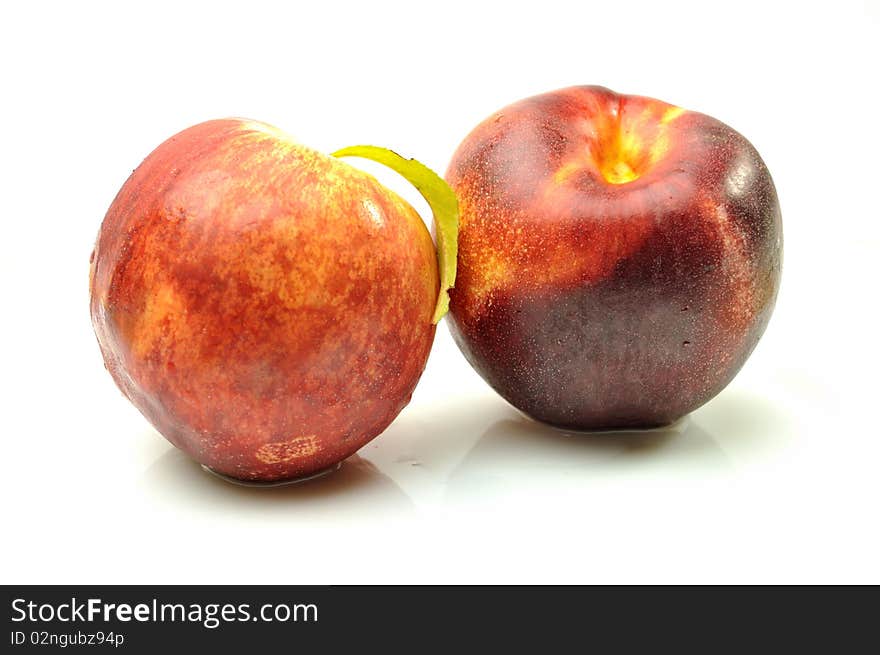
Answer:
top-left (661, 106), bottom-right (686, 124)
top-left (553, 161), bottom-right (582, 186)
top-left (131, 282), bottom-right (187, 359)
top-left (468, 249), bottom-right (509, 305)
top-left (255, 435), bottom-right (320, 464)
top-left (590, 108), bottom-right (644, 185)
top-left (588, 103), bottom-right (686, 185)
top-left (601, 158), bottom-right (641, 185)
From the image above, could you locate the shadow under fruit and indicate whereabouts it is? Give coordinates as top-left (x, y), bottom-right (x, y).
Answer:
top-left (446, 86), bottom-right (783, 430)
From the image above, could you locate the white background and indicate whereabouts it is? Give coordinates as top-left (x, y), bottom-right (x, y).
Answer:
top-left (1, 0), bottom-right (878, 584)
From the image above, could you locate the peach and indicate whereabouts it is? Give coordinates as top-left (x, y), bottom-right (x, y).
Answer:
top-left (446, 86), bottom-right (782, 429)
top-left (91, 120), bottom-right (455, 481)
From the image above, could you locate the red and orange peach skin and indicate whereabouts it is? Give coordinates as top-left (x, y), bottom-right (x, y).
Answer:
top-left (446, 86), bottom-right (782, 429)
top-left (90, 119), bottom-right (439, 480)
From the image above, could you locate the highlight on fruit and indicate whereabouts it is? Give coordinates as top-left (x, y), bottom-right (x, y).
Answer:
top-left (445, 85), bottom-right (782, 430)
top-left (89, 119), bottom-right (457, 483)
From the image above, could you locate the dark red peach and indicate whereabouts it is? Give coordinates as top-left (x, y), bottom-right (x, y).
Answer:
top-left (446, 86), bottom-right (782, 429)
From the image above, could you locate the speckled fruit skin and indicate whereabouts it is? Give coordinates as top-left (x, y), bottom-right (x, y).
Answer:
top-left (90, 119), bottom-right (439, 480)
top-left (447, 86), bottom-right (782, 430)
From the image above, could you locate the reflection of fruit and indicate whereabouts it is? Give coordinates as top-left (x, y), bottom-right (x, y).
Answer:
top-left (446, 86), bottom-right (783, 430)
top-left (90, 120), bottom-right (451, 481)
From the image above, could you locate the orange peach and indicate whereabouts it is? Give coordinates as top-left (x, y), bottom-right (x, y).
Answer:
top-left (90, 120), bottom-right (448, 481)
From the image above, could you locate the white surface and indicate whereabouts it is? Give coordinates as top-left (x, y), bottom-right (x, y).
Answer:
top-left (1, 0), bottom-right (878, 584)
